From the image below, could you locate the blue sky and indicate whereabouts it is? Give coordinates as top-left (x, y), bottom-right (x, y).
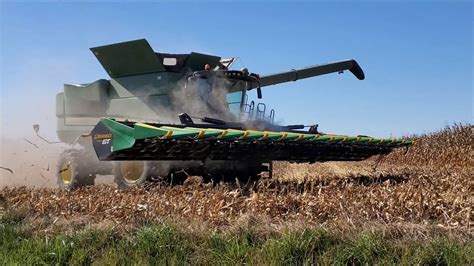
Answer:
top-left (1, 2), bottom-right (472, 138)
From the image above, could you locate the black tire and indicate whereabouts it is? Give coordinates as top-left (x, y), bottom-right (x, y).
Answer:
top-left (57, 150), bottom-right (96, 190)
top-left (113, 161), bottom-right (151, 190)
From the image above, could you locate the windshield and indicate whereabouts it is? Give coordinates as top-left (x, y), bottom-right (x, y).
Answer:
top-left (226, 91), bottom-right (243, 114)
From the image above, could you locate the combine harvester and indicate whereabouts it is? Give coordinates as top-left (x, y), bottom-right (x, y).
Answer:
top-left (40, 39), bottom-right (412, 189)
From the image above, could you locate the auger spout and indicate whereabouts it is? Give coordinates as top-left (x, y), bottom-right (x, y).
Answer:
top-left (247, 59), bottom-right (365, 91)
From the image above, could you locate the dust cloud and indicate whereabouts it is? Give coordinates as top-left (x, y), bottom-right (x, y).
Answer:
top-left (0, 57), bottom-right (78, 187)
top-left (169, 72), bottom-right (239, 122)
top-left (0, 136), bottom-right (64, 188)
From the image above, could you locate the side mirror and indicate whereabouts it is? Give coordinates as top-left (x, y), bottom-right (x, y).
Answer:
top-left (33, 124), bottom-right (40, 134)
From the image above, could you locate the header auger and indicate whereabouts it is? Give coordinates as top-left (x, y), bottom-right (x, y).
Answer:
top-left (50, 39), bottom-right (412, 190)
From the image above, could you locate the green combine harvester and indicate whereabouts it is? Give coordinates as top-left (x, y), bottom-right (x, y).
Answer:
top-left (43, 39), bottom-right (412, 190)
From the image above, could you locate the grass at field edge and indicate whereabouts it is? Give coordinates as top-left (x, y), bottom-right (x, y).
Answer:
top-left (1, 209), bottom-right (472, 265)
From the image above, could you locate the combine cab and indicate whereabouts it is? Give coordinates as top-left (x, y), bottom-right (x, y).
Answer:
top-left (51, 39), bottom-right (412, 189)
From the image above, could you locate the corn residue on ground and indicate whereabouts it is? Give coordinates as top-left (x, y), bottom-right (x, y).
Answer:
top-left (0, 124), bottom-right (472, 264)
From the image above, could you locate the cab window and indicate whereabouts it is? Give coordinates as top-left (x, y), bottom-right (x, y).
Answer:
top-left (226, 91), bottom-right (243, 114)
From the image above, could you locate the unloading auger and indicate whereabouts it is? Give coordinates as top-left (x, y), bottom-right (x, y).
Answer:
top-left (50, 39), bottom-right (412, 190)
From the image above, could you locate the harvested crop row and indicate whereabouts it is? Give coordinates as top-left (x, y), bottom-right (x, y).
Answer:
top-left (2, 164), bottom-right (471, 230)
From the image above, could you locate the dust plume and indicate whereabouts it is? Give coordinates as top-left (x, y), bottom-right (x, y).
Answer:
top-left (0, 57), bottom-right (79, 187)
top-left (169, 72), bottom-right (239, 122)
top-left (0, 137), bottom-right (64, 188)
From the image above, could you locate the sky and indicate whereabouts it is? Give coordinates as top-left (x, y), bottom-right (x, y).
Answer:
top-left (0, 1), bottom-right (472, 139)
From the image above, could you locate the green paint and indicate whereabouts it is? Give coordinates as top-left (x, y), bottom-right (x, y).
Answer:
top-left (100, 118), bottom-right (135, 152)
top-left (134, 123), bottom-right (169, 140)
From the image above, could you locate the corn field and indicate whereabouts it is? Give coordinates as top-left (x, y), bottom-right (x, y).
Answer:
top-left (0, 124), bottom-right (472, 233)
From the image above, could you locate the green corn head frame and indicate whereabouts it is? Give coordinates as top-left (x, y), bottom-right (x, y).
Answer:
top-left (91, 118), bottom-right (413, 163)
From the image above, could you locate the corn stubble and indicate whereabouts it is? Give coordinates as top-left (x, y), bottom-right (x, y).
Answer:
top-left (1, 124), bottom-right (472, 231)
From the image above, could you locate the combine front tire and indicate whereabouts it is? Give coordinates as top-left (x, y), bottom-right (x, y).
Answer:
top-left (113, 161), bottom-right (151, 189)
top-left (57, 150), bottom-right (96, 190)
